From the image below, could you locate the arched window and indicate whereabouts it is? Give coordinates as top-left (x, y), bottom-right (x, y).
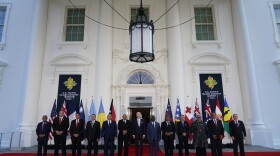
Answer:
top-left (127, 71), bottom-right (154, 84)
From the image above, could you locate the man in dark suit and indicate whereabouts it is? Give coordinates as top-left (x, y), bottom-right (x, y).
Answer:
top-left (229, 114), bottom-right (246, 156)
top-left (132, 112), bottom-right (146, 156)
top-left (147, 115), bottom-right (161, 156)
top-left (52, 110), bottom-right (69, 156)
top-left (161, 115), bottom-right (175, 156)
top-left (36, 115), bottom-right (51, 156)
top-left (207, 113), bottom-right (224, 156)
top-left (70, 113), bottom-right (85, 156)
top-left (102, 114), bottom-right (117, 156)
top-left (86, 114), bottom-right (100, 156)
top-left (118, 114), bottom-right (131, 156)
top-left (176, 115), bottom-right (190, 156)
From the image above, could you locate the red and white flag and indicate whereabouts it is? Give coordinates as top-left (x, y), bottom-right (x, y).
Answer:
top-left (61, 100), bottom-right (68, 117)
top-left (185, 105), bottom-right (194, 141)
top-left (205, 98), bottom-right (212, 119)
top-left (194, 98), bottom-right (201, 119)
top-left (215, 96), bottom-right (223, 120)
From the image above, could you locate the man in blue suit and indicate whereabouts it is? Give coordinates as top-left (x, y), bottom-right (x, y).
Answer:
top-left (132, 112), bottom-right (146, 156)
top-left (102, 114), bottom-right (117, 156)
top-left (36, 115), bottom-right (51, 156)
top-left (147, 115), bottom-right (161, 156)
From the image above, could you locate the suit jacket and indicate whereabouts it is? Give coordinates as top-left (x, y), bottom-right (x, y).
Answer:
top-left (118, 119), bottom-right (131, 138)
top-left (229, 120), bottom-right (246, 139)
top-left (69, 119), bottom-right (85, 139)
top-left (161, 121), bottom-right (175, 140)
top-left (52, 116), bottom-right (69, 137)
top-left (86, 120), bottom-right (100, 141)
top-left (132, 118), bottom-right (146, 139)
top-left (102, 120), bottom-right (117, 140)
top-left (147, 121), bottom-right (161, 142)
top-left (176, 121), bottom-right (190, 138)
top-left (36, 121), bottom-right (51, 140)
top-left (207, 119), bottom-right (224, 138)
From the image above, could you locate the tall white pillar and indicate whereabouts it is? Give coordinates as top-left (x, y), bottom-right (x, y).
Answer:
top-left (18, 0), bottom-right (49, 147)
top-left (231, 0), bottom-right (273, 147)
top-left (94, 0), bottom-right (113, 114)
top-left (166, 1), bottom-right (186, 112)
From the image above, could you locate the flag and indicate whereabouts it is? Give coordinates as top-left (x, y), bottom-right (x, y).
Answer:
top-left (165, 98), bottom-right (173, 122)
top-left (194, 98), bottom-right (201, 121)
top-left (49, 99), bottom-right (57, 140)
top-left (205, 98), bottom-right (212, 122)
top-left (175, 98), bottom-right (182, 122)
top-left (61, 100), bottom-right (68, 117)
top-left (109, 99), bottom-right (116, 121)
top-left (88, 98), bottom-right (96, 121)
top-left (185, 105), bottom-right (194, 141)
top-left (79, 100), bottom-right (85, 121)
top-left (215, 96), bottom-right (223, 120)
top-left (97, 98), bottom-right (106, 128)
top-left (223, 97), bottom-right (233, 135)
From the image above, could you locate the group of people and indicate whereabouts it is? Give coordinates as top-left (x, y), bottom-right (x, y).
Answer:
top-left (36, 111), bottom-right (246, 156)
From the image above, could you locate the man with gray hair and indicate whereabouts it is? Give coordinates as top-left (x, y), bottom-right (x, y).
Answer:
top-left (132, 112), bottom-right (146, 156)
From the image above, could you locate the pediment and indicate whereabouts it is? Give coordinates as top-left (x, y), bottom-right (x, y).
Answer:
top-left (189, 53), bottom-right (231, 65)
top-left (50, 54), bottom-right (92, 66)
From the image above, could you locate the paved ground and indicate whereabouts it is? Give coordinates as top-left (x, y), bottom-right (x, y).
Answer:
top-left (1, 144), bottom-right (280, 154)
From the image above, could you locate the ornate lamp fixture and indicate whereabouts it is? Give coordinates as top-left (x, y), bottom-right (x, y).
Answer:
top-left (129, 0), bottom-right (154, 63)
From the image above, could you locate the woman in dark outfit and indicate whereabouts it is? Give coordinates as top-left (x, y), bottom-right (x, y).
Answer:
top-left (191, 115), bottom-right (208, 156)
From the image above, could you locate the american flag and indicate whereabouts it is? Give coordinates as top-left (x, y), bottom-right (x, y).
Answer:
top-left (49, 99), bottom-right (57, 140)
top-left (165, 98), bottom-right (173, 122)
top-left (61, 100), bottom-right (68, 117)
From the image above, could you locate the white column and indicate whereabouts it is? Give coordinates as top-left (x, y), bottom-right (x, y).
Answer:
top-left (94, 0), bottom-right (113, 114)
top-left (18, 0), bottom-right (49, 147)
top-left (166, 1), bottom-right (186, 111)
top-left (231, 0), bottom-right (273, 147)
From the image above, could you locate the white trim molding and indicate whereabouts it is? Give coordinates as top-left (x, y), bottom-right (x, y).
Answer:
top-left (0, 60), bottom-right (7, 83)
top-left (49, 53), bottom-right (92, 82)
top-left (115, 63), bottom-right (164, 85)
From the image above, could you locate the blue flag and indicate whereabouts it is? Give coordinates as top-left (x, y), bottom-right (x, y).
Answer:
top-left (165, 98), bottom-right (173, 122)
top-left (79, 100), bottom-right (85, 121)
top-left (88, 98), bottom-right (96, 121)
top-left (175, 98), bottom-right (182, 122)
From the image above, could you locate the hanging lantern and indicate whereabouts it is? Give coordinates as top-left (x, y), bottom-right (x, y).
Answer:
top-left (129, 0), bottom-right (154, 63)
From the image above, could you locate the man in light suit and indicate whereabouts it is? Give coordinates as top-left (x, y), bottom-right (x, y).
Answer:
top-left (161, 115), bottom-right (175, 156)
top-left (176, 115), bottom-right (190, 156)
top-left (102, 114), bottom-right (117, 156)
top-left (36, 115), bottom-right (51, 156)
top-left (229, 114), bottom-right (246, 156)
top-left (70, 113), bottom-right (85, 156)
top-left (147, 115), bottom-right (161, 156)
top-left (86, 114), bottom-right (100, 156)
top-left (132, 112), bottom-right (146, 156)
top-left (52, 111), bottom-right (69, 156)
top-left (118, 114), bottom-right (131, 156)
top-left (207, 113), bottom-right (224, 156)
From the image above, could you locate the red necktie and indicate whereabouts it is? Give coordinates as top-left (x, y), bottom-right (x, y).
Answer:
top-left (59, 118), bottom-right (62, 125)
top-left (214, 120), bottom-right (217, 127)
top-left (76, 120), bottom-right (78, 128)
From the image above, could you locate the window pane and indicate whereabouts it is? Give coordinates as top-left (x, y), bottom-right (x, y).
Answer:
top-left (131, 8), bottom-right (149, 22)
top-left (194, 7), bottom-right (215, 40)
top-left (65, 8), bottom-right (85, 41)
